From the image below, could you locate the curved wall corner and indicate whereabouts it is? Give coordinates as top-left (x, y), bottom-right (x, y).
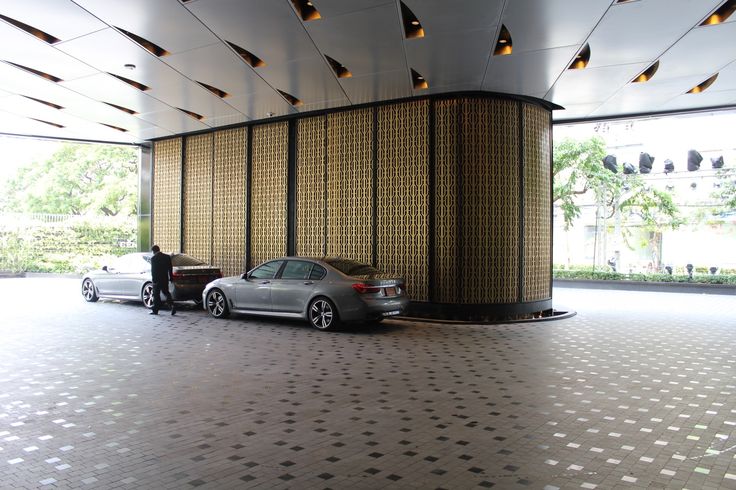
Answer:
top-left (149, 93), bottom-right (553, 321)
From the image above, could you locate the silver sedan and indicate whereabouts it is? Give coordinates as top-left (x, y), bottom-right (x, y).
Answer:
top-left (202, 257), bottom-right (409, 331)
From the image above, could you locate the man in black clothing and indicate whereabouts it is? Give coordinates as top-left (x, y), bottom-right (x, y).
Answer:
top-left (149, 245), bottom-right (176, 316)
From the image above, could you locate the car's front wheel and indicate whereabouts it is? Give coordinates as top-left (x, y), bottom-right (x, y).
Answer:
top-left (141, 283), bottom-right (154, 309)
top-left (309, 297), bottom-right (339, 331)
top-left (82, 279), bottom-right (98, 302)
top-left (206, 289), bottom-right (230, 318)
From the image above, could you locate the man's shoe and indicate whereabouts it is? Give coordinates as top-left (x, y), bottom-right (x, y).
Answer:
top-left (149, 311), bottom-right (158, 315)
top-left (171, 308), bottom-right (177, 316)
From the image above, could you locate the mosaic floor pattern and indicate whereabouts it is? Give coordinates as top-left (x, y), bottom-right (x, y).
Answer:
top-left (1, 277), bottom-right (735, 489)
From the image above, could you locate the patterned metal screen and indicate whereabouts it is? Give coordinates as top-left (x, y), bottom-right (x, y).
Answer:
top-left (377, 100), bottom-right (429, 302)
top-left (250, 122), bottom-right (288, 266)
top-left (213, 128), bottom-right (247, 276)
top-left (296, 116), bottom-right (327, 257)
top-left (326, 108), bottom-right (373, 265)
top-left (183, 133), bottom-right (213, 263)
top-left (152, 138), bottom-right (182, 253)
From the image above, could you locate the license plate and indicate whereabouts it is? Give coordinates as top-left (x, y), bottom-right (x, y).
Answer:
top-left (385, 287), bottom-right (396, 296)
top-left (383, 310), bottom-right (401, 317)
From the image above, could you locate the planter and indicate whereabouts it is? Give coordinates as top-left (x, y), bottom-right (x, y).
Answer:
top-left (554, 278), bottom-right (736, 295)
top-left (0, 271), bottom-right (26, 278)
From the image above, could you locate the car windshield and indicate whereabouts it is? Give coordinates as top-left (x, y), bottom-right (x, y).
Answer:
top-left (171, 254), bottom-right (205, 266)
top-left (324, 258), bottom-right (380, 276)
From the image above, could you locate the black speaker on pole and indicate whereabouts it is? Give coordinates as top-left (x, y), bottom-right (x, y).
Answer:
top-left (603, 154), bottom-right (618, 173)
top-left (687, 150), bottom-right (702, 171)
top-left (711, 155), bottom-right (724, 169)
top-left (639, 152), bottom-right (654, 174)
top-left (664, 159), bottom-right (675, 173)
top-left (623, 162), bottom-right (636, 174)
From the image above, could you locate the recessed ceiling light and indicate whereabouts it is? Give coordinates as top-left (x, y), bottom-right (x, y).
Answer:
top-left (400, 2), bottom-right (424, 39)
top-left (493, 25), bottom-right (513, 56)
top-left (124, 64), bottom-right (136, 70)
top-left (266, 112), bottom-right (275, 117)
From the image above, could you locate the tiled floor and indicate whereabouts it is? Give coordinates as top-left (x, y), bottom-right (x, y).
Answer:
top-left (1, 277), bottom-right (735, 489)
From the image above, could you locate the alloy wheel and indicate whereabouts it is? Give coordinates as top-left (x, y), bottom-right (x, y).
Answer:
top-left (82, 279), bottom-right (98, 302)
top-left (142, 283), bottom-right (154, 309)
top-left (310, 299), bottom-right (334, 330)
top-left (206, 290), bottom-right (228, 318)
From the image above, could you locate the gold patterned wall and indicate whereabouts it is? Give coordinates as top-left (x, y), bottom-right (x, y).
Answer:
top-left (377, 101), bottom-right (429, 301)
top-left (296, 115), bottom-right (327, 257)
top-left (213, 127), bottom-right (247, 276)
top-left (152, 138), bottom-right (182, 253)
top-left (460, 99), bottom-right (520, 304)
top-left (183, 133), bottom-right (213, 263)
top-left (523, 103), bottom-right (552, 302)
top-left (326, 108), bottom-right (373, 264)
top-left (434, 99), bottom-right (459, 303)
top-left (251, 122), bottom-right (288, 267)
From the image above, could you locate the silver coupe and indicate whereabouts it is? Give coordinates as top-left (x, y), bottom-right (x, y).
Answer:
top-left (203, 257), bottom-right (409, 330)
top-left (82, 252), bottom-right (222, 308)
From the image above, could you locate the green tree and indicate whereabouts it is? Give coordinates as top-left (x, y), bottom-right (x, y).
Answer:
top-left (712, 168), bottom-right (736, 213)
top-left (0, 143), bottom-right (138, 216)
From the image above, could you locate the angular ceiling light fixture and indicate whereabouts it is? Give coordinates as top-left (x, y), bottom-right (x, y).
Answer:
top-left (99, 122), bottom-right (128, 132)
top-left (291, 0), bottom-right (321, 21)
top-left (400, 2), bottom-right (424, 39)
top-left (411, 68), bottom-right (428, 90)
top-left (278, 89), bottom-right (303, 107)
top-left (5, 61), bottom-right (62, 82)
top-left (109, 73), bottom-right (150, 91)
top-left (700, 0), bottom-right (736, 25)
top-left (21, 95), bottom-right (63, 110)
top-left (116, 27), bottom-right (170, 56)
top-left (104, 102), bottom-right (137, 115)
top-left (178, 108), bottom-right (204, 120)
top-left (324, 55), bottom-right (352, 78)
top-left (568, 44), bottom-right (591, 69)
top-left (493, 25), bottom-right (513, 56)
top-left (0, 14), bottom-right (61, 44)
top-left (687, 73), bottom-right (718, 93)
top-left (30, 118), bottom-right (64, 128)
top-left (226, 41), bottom-right (266, 68)
top-left (632, 60), bottom-right (659, 83)
top-left (197, 81), bottom-right (229, 98)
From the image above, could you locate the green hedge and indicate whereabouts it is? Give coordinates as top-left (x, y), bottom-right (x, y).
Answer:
top-left (0, 217), bottom-right (136, 274)
top-left (553, 269), bottom-right (736, 285)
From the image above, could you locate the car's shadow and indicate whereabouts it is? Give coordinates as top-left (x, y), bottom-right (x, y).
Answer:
top-left (214, 313), bottom-right (410, 334)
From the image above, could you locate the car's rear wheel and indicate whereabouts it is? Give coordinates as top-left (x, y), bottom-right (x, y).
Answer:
top-left (141, 283), bottom-right (154, 309)
top-left (82, 279), bottom-right (98, 302)
top-left (309, 297), bottom-right (338, 331)
top-left (206, 289), bottom-right (229, 318)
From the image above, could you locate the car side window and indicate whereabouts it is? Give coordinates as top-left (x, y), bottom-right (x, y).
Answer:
top-left (309, 264), bottom-right (326, 280)
top-left (249, 261), bottom-right (284, 280)
top-left (280, 261), bottom-right (313, 280)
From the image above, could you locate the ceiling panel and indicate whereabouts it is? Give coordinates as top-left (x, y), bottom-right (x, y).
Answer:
top-left (653, 22), bottom-right (736, 82)
top-left (163, 43), bottom-right (272, 98)
top-left (406, 29), bottom-right (492, 89)
top-left (500, 0), bottom-right (611, 54)
top-left (59, 73), bottom-right (174, 115)
top-left (339, 69), bottom-right (412, 105)
top-left (0, 0), bottom-right (106, 42)
top-left (586, 0), bottom-right (723, 68)
top-left (146, 78), bottom-right (243, 122)
top-left (311, 0), bottom-right (394, 18)
top-left (484, 45), bottom-right (579, 97)
top-left (404, 0), bottom-right (504, 34)
top-left (546, 62), bottom-right (649, 108)
top-left (657, 89), bottom-right (736, 113)
top-left (0, 109), bottom-right (71, 138)
top-left (137, 109), bottom-right (209, 134)
top-left (0, 22), bottom-right (98, 81)
top-left (185, 0), bottom-right (319, 65)
top-left (304, 3), bottom-right (406, 78)
top-left (227, 89), bottom-right (297, 120)
top-left (257, 55), bottom-right (347, 105)
top-left (71, 0), bottom-right (219, 54)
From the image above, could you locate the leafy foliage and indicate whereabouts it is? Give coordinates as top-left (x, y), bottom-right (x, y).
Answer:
top-left (553, 268), bottom-right (736, 285)
top-left (553, 136), bottom-right (683, 231)
top-left (712, 168), bottom-right (736, 213)
top-left (0, 143), bottom-right (138, 216)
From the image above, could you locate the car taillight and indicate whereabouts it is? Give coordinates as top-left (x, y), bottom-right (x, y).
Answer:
top-left (352, 283), bottom-right (381, 294)
top-left (171, 272), bottom-right (182, 279)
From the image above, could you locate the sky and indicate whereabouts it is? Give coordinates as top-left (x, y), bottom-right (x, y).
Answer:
top-left (0, 135), bottom-right (62, 183)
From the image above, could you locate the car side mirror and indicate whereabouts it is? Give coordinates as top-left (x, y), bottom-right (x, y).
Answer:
top-left (102, 265), bottom-right (108, 272)
top-left (241, 272), bottom-right (248, 280)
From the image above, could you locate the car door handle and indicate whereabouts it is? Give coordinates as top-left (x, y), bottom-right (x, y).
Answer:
top-left (303, 281), bottom-right (313, 285)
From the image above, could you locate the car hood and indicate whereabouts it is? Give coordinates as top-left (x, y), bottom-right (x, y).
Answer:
top-left (210, 275), bottom-right (244, 286)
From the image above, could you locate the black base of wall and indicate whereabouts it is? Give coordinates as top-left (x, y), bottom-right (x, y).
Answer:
top-left (405, 299), bottom-right (554, 322)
